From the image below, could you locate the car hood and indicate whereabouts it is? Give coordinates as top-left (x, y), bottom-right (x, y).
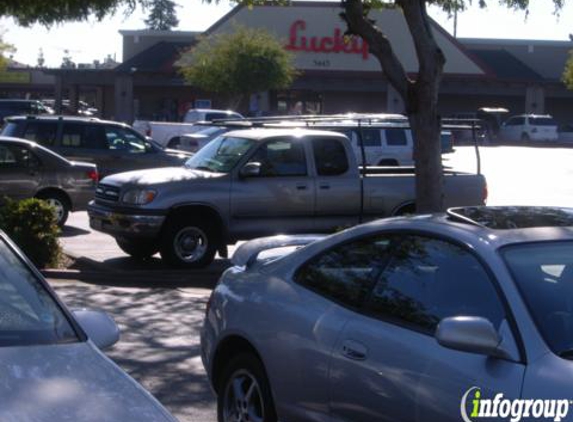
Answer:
top-left (100, 166), bottom-right (221, 187)
top-left (0, 342), bottom-right (175, 421)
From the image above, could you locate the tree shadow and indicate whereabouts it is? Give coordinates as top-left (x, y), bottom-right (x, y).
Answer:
top-left (60, 225), bottom-right (91, 237)
top-left (51, 280), bottom-right (217, 422)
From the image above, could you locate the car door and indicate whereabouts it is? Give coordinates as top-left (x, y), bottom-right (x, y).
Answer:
top-left (0, 143), bottom-right (42, 200)
top-left (311, 137), bottom-right (361, 232)
top-left (230, 137), bottom-right (315, 238)
top-left (278, 234), bottom-right (395, 422)
top-left (104, 125), bottom-right (172, 174)
top-left (329, 234), bottom-right (525, 422)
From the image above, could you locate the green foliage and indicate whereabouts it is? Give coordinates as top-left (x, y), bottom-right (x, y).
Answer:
top-left (0, 198), bottom-right (62, 268)
top-left (563, 50), bottom-right (573, 90)
top-left (177, 26), bottom-right (298, 104)
top-left (0, 36), bottom-right (15, 70)
top-left (144, 0), bottom-right (179, 30)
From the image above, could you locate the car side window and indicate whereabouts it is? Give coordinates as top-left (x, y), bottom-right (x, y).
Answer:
top-left (105, 126), bottom-right (150, 153)
top-left (247, 139), bottom-right (307, 177)
top-left (366, 235), bottom-right (505, 333)
top-left (0, 145), bottom-right (39, 169)
top-left (358, 129), bottom-right (382, 147)
top-left (312, 138), bottom-right (349, 176)
top-left (385, 128), bottom-right (408, 146)
top-left (22, 122), bottom-right (58, 146)
top-left (61, 123), bottom-right (107, 149)
top-left (295, 235), bottom-right (394, 309)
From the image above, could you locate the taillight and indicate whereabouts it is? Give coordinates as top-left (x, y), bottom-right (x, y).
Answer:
top-left (87, 169), bottom-right (99, 182)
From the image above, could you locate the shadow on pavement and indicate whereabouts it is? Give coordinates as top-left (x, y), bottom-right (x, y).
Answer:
top-left (52, 281), bottom-right (216, 422)
top-left (60, 225), bottom-right (91, 237)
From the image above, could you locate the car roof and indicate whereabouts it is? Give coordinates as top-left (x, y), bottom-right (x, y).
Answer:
top-left (223, 127), bottom-right (350, 141)
top-left (5, 115), bottom-right (129, 126)
top-left (360, 206), bottom-right (573, 249)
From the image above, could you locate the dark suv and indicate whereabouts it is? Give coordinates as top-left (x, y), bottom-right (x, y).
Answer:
top-left (0, 99), bottom-right (53, 123)
top-left (1, 116), bottom-right (190, 177)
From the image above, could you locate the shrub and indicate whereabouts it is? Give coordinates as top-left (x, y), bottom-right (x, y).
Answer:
top-left (0, 198), bottom-right (61, 268)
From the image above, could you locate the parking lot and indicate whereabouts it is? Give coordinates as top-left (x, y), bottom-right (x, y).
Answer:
top-left (45, 144), bottom-right (573, 422)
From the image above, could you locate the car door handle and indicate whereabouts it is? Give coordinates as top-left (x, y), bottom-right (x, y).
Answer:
top-left (296, 184), bottom-right (307, 190)
top-left (341, 340), bottom-right (368, 361)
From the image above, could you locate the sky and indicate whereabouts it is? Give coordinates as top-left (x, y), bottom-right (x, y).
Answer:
top-left (2, 0), bottom-right (573, 68)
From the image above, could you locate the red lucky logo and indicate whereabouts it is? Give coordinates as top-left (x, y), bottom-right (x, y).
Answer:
top-left (285, 19), bottom-right (370, 60)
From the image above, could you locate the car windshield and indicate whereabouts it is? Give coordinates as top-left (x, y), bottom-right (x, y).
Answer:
top-left (0, 237), bottom-right (78, 347)
top-left (184, 136), bottom-right (254, 173)
top-left (502, 241), bottom-right (573, 357)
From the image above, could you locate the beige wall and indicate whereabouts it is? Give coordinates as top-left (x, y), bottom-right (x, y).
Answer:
top-left (210, 4), bottom-right (485, 75)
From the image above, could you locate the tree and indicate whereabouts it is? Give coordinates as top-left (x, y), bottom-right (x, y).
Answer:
top-left (144, 0), bottom-right (179, 30)
top-left (562, 51), bottom-right (573, 89)
top-left (0, 36), bottom-right (14, 70)
top-left (177, 26), bottom-right (298, 110)
top-left (60, 49), bottom-right (76, 69)
top-left (37, 48), bottom-right (45, 68)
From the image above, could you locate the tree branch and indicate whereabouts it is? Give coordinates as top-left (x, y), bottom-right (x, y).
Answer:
top-left (341, 0), bottom-right (410, 101)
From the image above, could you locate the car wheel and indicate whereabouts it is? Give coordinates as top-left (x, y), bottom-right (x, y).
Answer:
top-left (521, 132), bottom-right (530, 142)
top-left (116, 238), bottom-right (158, 260)
top-left (37, 192), bottom-right (69, 227)
top-left (160, 218), bottom-right (217, 268)
top-left (217, 353), bottom-right (277, 422)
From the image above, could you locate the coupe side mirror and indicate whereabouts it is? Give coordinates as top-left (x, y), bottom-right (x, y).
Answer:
top-left (435, 316), bottom-right (510, 359)
top-left (72, 309), bottom-right (120, 350)
top-left (240, 162), bottom-right (262, 178)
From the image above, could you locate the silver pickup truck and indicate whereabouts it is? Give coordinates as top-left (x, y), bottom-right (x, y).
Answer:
top-left (88, 128), bottom-right (487, 268)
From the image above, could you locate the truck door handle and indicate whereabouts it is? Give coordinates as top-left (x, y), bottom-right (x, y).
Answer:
top-left (341, 340), bottom-right (368, 361)
top-left (319, 184), bottom-right (330, 190)
top-left (296, 185), bottom-right (307, 190)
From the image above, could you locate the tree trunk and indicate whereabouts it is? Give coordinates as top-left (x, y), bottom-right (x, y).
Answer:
top-left (342, 0), bottom-right (446, 213)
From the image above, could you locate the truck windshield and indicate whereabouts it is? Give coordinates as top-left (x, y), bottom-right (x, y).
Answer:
top-left (184, 136), bottom-right (255, 173)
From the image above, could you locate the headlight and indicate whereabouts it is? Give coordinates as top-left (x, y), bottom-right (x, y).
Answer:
top-left (122, 189), bottom-right (157, 205)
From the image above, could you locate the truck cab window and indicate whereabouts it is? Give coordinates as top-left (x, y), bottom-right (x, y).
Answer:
top-left (248, 139), bottom-right (307, 177)
top-left (312, 138), bottom-right (349, 176)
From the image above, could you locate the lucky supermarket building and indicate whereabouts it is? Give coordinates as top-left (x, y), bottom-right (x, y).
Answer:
top-left (41, 2), bottom-right (573, 123)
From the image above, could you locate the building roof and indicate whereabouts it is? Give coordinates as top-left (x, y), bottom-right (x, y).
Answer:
top-left (467, 49), bottom-right (543, 82)
top-left (115, 41), bottom-right (194, 74)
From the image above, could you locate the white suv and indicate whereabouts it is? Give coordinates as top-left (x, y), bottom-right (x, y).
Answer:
top-left (500, 114), bottom-right (558, 142)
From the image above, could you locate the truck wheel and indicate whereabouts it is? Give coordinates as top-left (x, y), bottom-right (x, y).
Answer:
top-left (37, 192), bottom-right (70, 227)
top-left (116, 238), bottom-right (158, 260)
top-left (160, 218), bottom-right (217, 268)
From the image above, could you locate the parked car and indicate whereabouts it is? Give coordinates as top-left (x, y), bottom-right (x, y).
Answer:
top-left (88, 128), bottom-right (487, 268)
top-left (0, 99), bottom-right (53, 123)
top-left (171, 125), bottom-right (231, 152)
top-left (1, 116), bottom-right (190, 178)
top-left (499, 114), bottom-right (558, 142)
top-left (133, 109), bottom-right (244, 148)
top-left (558, 124), bottom-right (573, 142)
top-left (202, 205), bottom-right (573, 422)
top-left (0, 136), bottom-right (97, 225)
top-left (183, 108), bottom-right (243, 123)
top-left (0, 229), bottom-right (176, 421)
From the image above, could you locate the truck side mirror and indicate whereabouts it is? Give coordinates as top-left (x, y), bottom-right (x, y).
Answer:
top-left (240, 162), bottom-right (262, 178)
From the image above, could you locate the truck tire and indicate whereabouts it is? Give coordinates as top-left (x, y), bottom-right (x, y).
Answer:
top-left (116, 238), bottom-right (158, 260)
top-left (36, 191), bottom-right (70, 227)
top-left (160, 218), bottom-right (217, 268)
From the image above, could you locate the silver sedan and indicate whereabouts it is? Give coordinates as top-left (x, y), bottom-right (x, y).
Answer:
top-left (0, 230), bottom-right (176, 421)
top-left (202, 206), bottom-right (573, 422)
